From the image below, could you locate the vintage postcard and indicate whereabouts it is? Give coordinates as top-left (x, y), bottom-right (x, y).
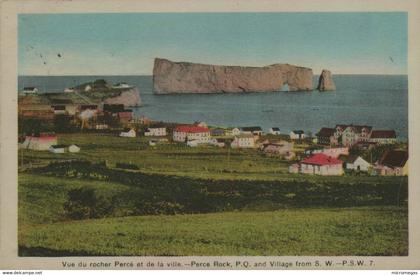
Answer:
top-left (1, 0), bottom-right (420, 270)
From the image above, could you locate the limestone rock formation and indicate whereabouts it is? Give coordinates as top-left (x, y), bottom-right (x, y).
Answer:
top-left (153, 58), bottom-right (313, 94)
top-left (103, 88), bottom-right (142, 107)
top-left (317, 69), bottom-right (336, 91)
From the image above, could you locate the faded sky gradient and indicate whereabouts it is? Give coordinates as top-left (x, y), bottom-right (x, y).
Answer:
top-left (18, 12), bottom-right (407, 75)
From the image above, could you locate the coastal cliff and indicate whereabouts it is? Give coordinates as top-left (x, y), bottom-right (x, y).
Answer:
top-left (103, 88), bottom-right (142, 107)
top-left (317, 70), bottom-right (336, 91)
top-left (153, 58), bottom-right (313, 94)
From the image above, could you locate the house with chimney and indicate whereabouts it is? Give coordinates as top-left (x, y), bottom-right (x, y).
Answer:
top-left (374, 150), bottom-right (408, 176)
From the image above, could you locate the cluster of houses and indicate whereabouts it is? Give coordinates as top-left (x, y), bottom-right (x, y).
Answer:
top-left (316, 124), bottom-right (397, 147)
top-left (19, 116), bottom-right (408, 177)
top-left (283, 123), bottom-right (408, 176)
top-left (118, 124), bottom-right (297, 156)
top-left (289, 146), bottom-right (408, 177)
top-left (19, 87), bottom-right (136, 129)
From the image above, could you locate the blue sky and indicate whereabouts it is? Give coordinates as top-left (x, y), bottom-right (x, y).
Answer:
top-left (18, 12), bottom-right (407, 75)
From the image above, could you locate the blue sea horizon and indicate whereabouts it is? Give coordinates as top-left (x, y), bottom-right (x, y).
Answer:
top-left (18, 74), bottom-right (408, 140)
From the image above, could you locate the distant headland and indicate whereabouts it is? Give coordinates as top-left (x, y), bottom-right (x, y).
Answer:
top-left (153, 58), bottom-right (335, 94)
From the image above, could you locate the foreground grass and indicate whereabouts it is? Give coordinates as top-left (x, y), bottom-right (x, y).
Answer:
top-left (19, 174), bottom-right (131, 225)
top-left (19, 207), bottom-right (407, 256)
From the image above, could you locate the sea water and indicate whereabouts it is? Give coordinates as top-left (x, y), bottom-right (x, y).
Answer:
top-left (18, 75), bottom-right (408, 140)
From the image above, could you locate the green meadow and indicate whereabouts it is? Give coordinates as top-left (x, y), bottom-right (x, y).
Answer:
top-left (18, 133), bottom-right (409, 256)
top-left (21, 133), bottom-right (404, 183)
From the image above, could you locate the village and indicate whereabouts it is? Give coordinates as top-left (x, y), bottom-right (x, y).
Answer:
top-left (18, 89), bottom-right (408, 177)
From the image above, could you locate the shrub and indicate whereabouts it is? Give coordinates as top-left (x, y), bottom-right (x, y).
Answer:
top-left (63, 186), bottom-right (114, 219)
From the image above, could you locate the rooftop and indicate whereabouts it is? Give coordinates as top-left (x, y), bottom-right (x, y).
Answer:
top-left (317, 127), bottom-right (335, 137)
top-left (370, 130), bottom-right (396, 139)
top-left (378, 150), bottom-right (408, 168)
top-left (301, 153), bottom-right (342, 166)
top-left (175, 125), bottom-right (210, 133)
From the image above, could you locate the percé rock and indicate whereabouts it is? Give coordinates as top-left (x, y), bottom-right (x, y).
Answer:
top-left (103, 88), bottom-right (142, 107)
top-left (153, 58), bottom-right (313, 94)
top-left (317, 69), bottom-right (336, 91)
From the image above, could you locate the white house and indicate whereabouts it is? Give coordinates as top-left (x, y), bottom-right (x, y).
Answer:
top-left (187, 139), bottom-right (201, 147)
top-left (369, 130), bottom-right (397, 144)
top-left (209, 138), bottom-right (225, 148)
top-left (144, 127), bottom-right (167, 137)
top-left (290, 130), bottom-right (305, 140)
top-left (231, 134), bottom-right (256, 149)
top-left (269, 127), bottom-right (281, 135)
top-left (120, 128), bottom-right (136, 138)
top-left (173, 125), bottom-right (210, 143)
top-left (299, 153), bottom-right (343, 176)
top-left (22, 87), bottom-right (38, 94)
top-left (241, 127), bottom-right (263, 136)
top-left (68, 144), bottom-right (81, 153)
top-left (49, 145), bottom-right (66, 154)
top-left (341, 155), bottom-right (371, 172)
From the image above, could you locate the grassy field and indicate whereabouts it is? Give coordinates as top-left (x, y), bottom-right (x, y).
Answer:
top-left (19, 206), bottom-right (408, 256)
top-left (19, 171), bottom-right (408, 256)
top-left (18, 132), bottom-right (409, 256)
top-left (20, 133), bottom-right (405, 183)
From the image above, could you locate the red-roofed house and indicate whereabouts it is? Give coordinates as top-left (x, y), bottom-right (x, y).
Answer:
top-left (299, 153), bottom-right (344, 176)
top-left (369, 130), bottom-right (397, 144)
top-left (20, 133), bottom-right (58, 151)
top-left (173, 125), bottom-right (210, 143)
